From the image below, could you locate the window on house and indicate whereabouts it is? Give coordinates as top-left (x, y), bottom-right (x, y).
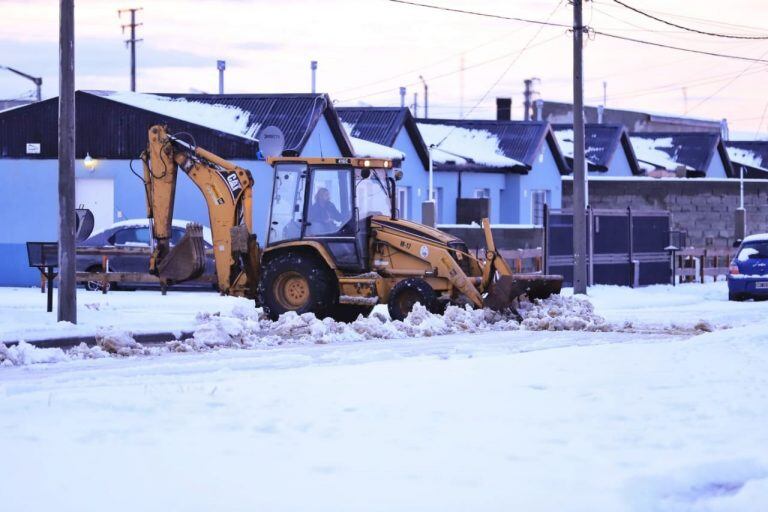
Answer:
top-left (531, 189), bottom-right (550, 226)
top-left (474, 188), bottom-right (491, 199)
top-left (397, 186), bottom-right (410, 219)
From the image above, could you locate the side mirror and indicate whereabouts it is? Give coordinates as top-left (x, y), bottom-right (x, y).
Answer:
top-left (394, 170), bottom-right (403, 181)
top-left (733, 239), bottom-right (742, 248)
top-left (360, 168), bottom-right (371, 179)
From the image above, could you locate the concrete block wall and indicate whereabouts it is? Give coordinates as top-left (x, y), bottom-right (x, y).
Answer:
top-left (562, 179), bottom-right (768, 248)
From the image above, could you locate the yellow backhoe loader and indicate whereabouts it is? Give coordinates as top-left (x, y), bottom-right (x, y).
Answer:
top-left (141, 124), bottom-right (562, 321)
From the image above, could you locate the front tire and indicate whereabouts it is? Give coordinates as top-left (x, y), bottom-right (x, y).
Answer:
top-left (259, 253), bottom-right (338, 320)
top-left (83, 265), bottom-right (114, 292)
top-left (387, 278), bottom-right (441, 321)
top-left (729, 291), bottom-right (747, 301)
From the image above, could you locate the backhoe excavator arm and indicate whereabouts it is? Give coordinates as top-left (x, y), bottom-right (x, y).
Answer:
top-left (141, 125), bottom-right (259, 296)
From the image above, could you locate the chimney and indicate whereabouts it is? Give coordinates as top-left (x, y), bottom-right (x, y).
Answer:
top-left (535, 99), bottom-right (544, 121)
top-left (496, 97), bottom-right (511, 121)
top-left (597, 104), bottom-right (604, 124)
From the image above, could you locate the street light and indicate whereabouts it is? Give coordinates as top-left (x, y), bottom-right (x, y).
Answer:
top-left (0, 65), bottom-right (42, 102)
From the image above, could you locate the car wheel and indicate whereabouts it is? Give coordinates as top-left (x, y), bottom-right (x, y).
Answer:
top-left (728, 291), bottom-right (747, 302)
top-left (387, 278), bottom-right (441, 321)
top-left (259, 252), bottom-right (338, 320)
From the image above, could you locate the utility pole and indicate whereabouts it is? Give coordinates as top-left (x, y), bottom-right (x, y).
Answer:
top-left (602, 81), bottom-right (607, 107)
top-left (413, 92), bottom-right (418, 118)
top-left (59, 0), bottom-right (76, 323)
top-left (572, 0), bottom-right (588, 294)
top-left (0, 65), bottom-right (42, 101)
top-left (524, 79), bottom-right (533, 121)
top-left (311, 60), bottom-right (318, 93)
top-left (419, 75), bottom-right (428, 118)
top-left (118, 7), bottom-right (143, 92)
top-left (217, 60), bottom-right (226, 94)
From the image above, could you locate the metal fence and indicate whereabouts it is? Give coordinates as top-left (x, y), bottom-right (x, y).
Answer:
top-left (544, 206), bottom-right (672, 287)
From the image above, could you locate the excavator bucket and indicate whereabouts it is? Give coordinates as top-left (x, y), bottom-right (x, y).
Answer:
top-left (157, 223), bottom-right (207, 284)
top-left (483, 274), bottom-right (564, 312)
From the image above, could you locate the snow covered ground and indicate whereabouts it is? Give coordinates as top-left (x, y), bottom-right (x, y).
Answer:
top-left (1, 281), bottom-right (767, 511)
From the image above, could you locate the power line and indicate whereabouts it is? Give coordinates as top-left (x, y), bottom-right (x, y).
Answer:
top-left (387, 0), bottom-right (569, 29)
top-left (386, 0), bottom-right (768, 64)
top-left (592, 31), bottom-right (768, 64)
top-left (610, 0), bottom-right (768, 40)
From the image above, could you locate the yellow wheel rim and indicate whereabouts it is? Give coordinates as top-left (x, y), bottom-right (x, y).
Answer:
top-left (274, 271), bottom-right (310, 310)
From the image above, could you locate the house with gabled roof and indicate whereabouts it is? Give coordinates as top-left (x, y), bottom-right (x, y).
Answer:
top-left (0, 90), bottom-right (359, 286)
top-left (724, 141), bottom-right (768, 179)
top-left (415, 119), bottom-right (568, 225)
top-left (629, 132), bottom-right (733, 178)
top-left (552, 124), bottom-right (641, 177)
top-left (337, 107), bottom-right (429, 222)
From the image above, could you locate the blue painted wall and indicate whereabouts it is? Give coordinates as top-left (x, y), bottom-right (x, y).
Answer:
top-left (502, 143), bottom-right (563, 224)
top-left (604, 148), bottom-right (633, 177)
top-left (392, 128), bottom-right (428, 223)
top-left (434, 171), bottom-right (506, 224)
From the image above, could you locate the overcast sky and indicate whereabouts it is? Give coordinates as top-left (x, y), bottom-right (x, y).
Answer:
top-left (2, 0), bottom-right (767, 134)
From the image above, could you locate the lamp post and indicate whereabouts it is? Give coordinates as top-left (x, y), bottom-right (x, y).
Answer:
top-left (0, 65), bottom-right (42, 101)
top-left (418, 75), bottom-right (428, 119)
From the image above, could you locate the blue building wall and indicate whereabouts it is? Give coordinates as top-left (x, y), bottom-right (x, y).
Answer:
top-left (392, 128), bottom-right (428, 223)
top-left (0, 118), bottom-right (342, 287)
top-left (604, 149), bottom-right (634, 177)
top-left (707, 151), bottom-right (728, 178)
top-left (502, 143), bottom-right (563, 224)
top-left (434, 171), bottom-right (506, 224)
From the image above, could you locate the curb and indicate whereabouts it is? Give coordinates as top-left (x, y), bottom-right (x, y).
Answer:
top-left (2, 331), bottom-right (195, 350)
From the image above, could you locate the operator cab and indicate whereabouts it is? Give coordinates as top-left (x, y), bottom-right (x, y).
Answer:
top-left (266, 157), bottom-right (401, 272)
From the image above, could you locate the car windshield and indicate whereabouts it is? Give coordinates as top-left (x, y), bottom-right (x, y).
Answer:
top-left (356, 169), bottom-right (392, 219)
top-left (737, 241), bottom-right (768, 261)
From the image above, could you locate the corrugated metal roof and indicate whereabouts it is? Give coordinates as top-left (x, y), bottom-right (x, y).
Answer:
top-left (629, 132), bottom-right (731, 176)
top-left (552, 123), bottom-right (641, 175)
top-left (0, 91), bottom-right (354, 160)
top-left (0, 92), bottom-right (259, 159)
top-left (416, 119), bottom-right (567, 173)
top-left (725, 141), bottom-right (768, 179)
top-left (336, 107), bottom-right (406, 146)
top-left (337, 107), bottom-right (430, 169)
top-left (158, 93), bottom-right (352, 155)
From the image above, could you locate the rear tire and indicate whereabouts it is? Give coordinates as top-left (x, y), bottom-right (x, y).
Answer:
top-left (729, 292), bottom-right (747, 301)
top-left (259, 253), bottom-right (338, 320)
top-left (387, 278), bottom-right (440, 321)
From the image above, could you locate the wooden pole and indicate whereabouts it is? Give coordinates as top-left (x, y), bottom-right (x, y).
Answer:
top-left (58, 0), bottom-right (77, 323)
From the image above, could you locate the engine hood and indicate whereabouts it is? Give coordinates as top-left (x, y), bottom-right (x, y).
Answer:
top-left (370, 216), bottom-right (461, 246)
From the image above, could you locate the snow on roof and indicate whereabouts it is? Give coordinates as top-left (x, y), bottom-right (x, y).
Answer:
top-left (726, 146), bottom-right (768, 172)
top-left (99, 91), bottom-right (260, 141)
top-left (96, 218), bottom-right (213, 245)
top-left (416, 122), bottom-right (524, 168)
top-left (348, 136), bottom-right (405, 160)
top-left (743, 233), bottom-right (768, 243)
top-left (552, 128), bottom-right (600, 166)
top-left (629, 136), bottom-right (693, 172)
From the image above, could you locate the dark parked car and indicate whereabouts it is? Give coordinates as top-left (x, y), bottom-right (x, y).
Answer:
top-left (77, 219), bottom-right (216, 291)
top-left (728, 234), bottom-right (768, 301)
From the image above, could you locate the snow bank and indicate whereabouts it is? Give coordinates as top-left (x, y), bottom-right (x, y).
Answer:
top-left (0, 295), bottom-right (609, 366)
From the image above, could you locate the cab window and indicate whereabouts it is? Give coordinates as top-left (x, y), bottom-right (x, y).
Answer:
top-left (268, 163), bottom-right (307, 244)
top-left (307, 168), bottom-right (352, 236)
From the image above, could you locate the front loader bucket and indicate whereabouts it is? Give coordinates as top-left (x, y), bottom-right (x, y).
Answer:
top-left (157, 223), bottom-right (207, 284)
top-left (483, 274), bottom-right (564, 311)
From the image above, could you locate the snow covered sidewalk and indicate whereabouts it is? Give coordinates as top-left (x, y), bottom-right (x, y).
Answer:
top-left (1, 324), bottom-right (766, 511)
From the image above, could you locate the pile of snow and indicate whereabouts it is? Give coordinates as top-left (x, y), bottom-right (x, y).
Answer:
top-left (1, 295), bottom-right (610, 366)
top-left (348, 136), bottom-right (405, 160)
top-left (552, 128), bottom-right (601, 166)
